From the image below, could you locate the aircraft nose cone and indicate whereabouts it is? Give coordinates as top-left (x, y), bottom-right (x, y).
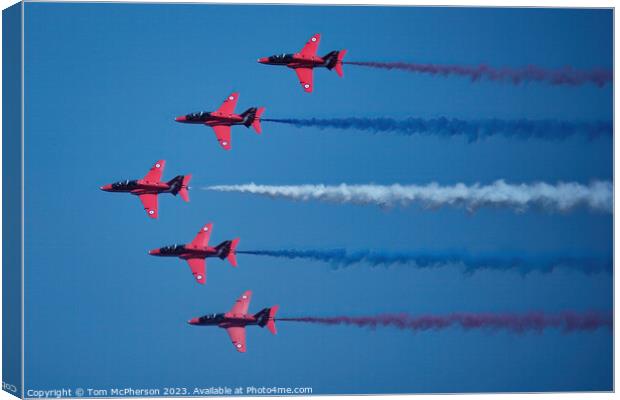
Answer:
top-left (148, 249), bottom-right (160, 256)
top-left (188, 318), bottom-right (200, 325)
top-left (175, 115), bottom-right (187, 122)
top-left (258, 57), bottom-right (269, 64)
top-left (100, 184), bottom-right (112, 191)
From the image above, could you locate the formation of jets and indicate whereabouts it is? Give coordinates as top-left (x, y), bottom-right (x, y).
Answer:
top-left (102, 34), bottom-right (344, 352)
top-left (173, 33), bottom-right (346, 151)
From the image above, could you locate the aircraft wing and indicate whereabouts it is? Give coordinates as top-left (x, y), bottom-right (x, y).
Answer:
top-left (189, 223), bottom-right (213, 248)
top-left (216, 92), bottom-right (239, 115)
top-left (225, 326), bottom-right (247, 353)
top-left (186, 258), bottom-right (206, 284)
top-left (138, 193), bottom-right (158, 218)
top-left (230, 290), bottom-right (252, 315)
top-left (144, 160), bottom-right (165, 182)
top-left (211, 125), bottom-right (232, 150)
top-left (294, 67), bottom-right (314, 93)
top-left (299, 33), bottom-right (321, 56)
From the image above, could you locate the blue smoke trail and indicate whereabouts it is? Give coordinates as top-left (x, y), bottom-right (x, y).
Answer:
top-left (237, 249), bottom-right (612, 275)
top-left (262, 118), bottom-right (612, 141)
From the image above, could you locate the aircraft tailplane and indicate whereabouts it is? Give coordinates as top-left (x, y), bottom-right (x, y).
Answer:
top-left (168, 174), bottom-right (191, 202)
top-left (266, 305), bottom-right (279, 335)
top-left (334, 49), bottom-right (347, 77)
top-left (252, 107), bottom-right (265, 134)
top-left (179, 174), bottom-right (191, 202)
top-left (227, 238), bottom-right (240, 267)
top-left (324, 50), bottom-right (347, 77)
top-left (255, 305), bottom-right (279, 335)
top-left (241, 107), bottom-right (265, 134)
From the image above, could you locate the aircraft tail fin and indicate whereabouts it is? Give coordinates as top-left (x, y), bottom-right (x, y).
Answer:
top-left (255, 305), bottom-right (279, 335)
top-left (241, 107), bottom-right (265, 134)
top-left (252, 107), bottom-right (265, 134)
top-left (215, 238), bottom-right (238, 266)
top-left (168, 174), bottom-right (191, 202)
top-left (227, 238), bottom-right (240, 267)
top-left (324, 50), bottom-right (346, 77)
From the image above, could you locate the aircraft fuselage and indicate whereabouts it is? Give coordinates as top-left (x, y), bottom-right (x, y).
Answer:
top-left (175, 111), bottom-right (244, 126)
top-left (258, 53), bottom-right (329, 69)
top-left (188, 312), bottom-right (259, 328)
top-left (100, 179), bottom-right (173, 195)
top-left (187, 291), bottom-right (277, 352)
top-left (149, 243), bottom-right (230, 260)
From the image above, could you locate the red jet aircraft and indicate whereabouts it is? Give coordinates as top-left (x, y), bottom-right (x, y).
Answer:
top-left (188, 290), bottom-right (279, 353)
top-left (175, 92), bottom-right (265, 151)
top-left (100, 160), bottom-right (190, 219)
top-left (258, 33), bottom-right (347, 93)
top-left (148, 222), bottom-right (239, 285)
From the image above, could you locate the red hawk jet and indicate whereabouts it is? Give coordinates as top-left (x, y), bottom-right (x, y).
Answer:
top-left (175, 92), bottom-right (265, 151)
top-left (258, 33), bottom-right (347, 93)
top-left (100, 160), bottom-right (190, 219)
top-left (188, 290), bottom-right (279, 353)
top-left (148, 222), bottom-right (239, 285)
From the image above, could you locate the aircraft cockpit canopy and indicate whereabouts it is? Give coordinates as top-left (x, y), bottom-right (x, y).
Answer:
top-left (199, 313), bottom-right (224, 323)
top-left (270, 53), bottom-right (293, 62)
top-left (159, 244), bottom-right (185, 254)
top-left (186, 111), bottom-right (209, 121)
top-left (111, 179), bottom-right (138, 189)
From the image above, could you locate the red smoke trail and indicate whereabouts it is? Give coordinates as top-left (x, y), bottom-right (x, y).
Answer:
top-left (345, 61), bottom-right (612, 87)
top-left (278, 311), bottom-right (612, 333)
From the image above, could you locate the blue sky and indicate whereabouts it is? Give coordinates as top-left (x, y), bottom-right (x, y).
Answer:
top-left (23, 4), bottom-right (612, 394)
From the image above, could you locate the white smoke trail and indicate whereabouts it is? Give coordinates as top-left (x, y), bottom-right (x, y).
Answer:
top-left (205, 180), bottom-right (612, 213)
